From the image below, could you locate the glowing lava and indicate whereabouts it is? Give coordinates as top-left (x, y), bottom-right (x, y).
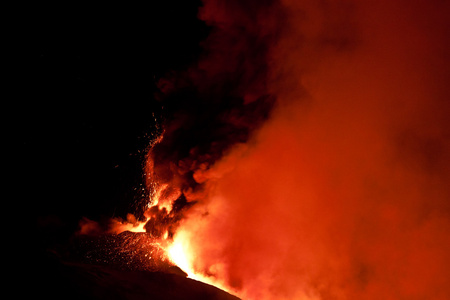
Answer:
top-left (167, 237), bottom-right (193, 277)
top-left (166, 230), bottom-right (236, 296)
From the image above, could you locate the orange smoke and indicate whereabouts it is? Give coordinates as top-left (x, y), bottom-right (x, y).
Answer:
top-left (166, 0), bottom-right (450, 299)
top-left (78, 0), bottom-right (450, 298)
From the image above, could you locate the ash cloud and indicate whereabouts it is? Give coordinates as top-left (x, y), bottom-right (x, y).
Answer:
top-left (165, 0), bottom-right (450, 299)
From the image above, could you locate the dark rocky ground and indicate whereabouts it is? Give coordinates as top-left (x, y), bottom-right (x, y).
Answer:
top-left (26, 231), bottom-right (240, 300)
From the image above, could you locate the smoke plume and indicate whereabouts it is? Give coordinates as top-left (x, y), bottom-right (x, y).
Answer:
top-left (146, 0), bottom-right (283, 212)
top-left (150, 0), bottom-right (450, 299)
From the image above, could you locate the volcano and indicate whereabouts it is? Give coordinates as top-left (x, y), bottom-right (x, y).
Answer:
top-left (21, 0), bottom-right (450, 299)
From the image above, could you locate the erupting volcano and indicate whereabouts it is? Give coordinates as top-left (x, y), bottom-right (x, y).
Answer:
top-left (28, 0), bottom-right (450, 299)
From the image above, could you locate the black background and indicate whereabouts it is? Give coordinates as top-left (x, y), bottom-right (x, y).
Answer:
top-left (15, 1), bottom-right (207, 245)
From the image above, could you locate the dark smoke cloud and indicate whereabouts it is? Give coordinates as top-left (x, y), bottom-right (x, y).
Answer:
top-left (147, 0), bottom-right (286, 203)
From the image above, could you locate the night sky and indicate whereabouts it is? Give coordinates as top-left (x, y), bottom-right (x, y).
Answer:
top-left (19, 2), bottom-right (206, 243)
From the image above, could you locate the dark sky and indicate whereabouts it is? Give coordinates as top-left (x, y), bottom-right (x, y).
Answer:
top-left (19, 2), bottom-right (206, 239)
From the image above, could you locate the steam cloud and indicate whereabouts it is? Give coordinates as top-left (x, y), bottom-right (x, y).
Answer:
top-left (148, 0), bottom-right (450, 299)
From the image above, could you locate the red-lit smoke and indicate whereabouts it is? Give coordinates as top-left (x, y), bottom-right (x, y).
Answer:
top-left (79, 0), bottom-right (450, 299)
top-left (162, 0), bottom-right (450, 299)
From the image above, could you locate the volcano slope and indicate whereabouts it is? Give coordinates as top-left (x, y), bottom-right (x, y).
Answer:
top-left (30, 231), bottom-right (240, 300)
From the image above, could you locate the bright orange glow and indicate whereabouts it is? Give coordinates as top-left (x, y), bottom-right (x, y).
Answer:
top-left (166, 228), bottom-right (238, 296)
top-left (123, 219), bottom-right (147, 233)
top-left (167, 234), bottom-right (193, 277)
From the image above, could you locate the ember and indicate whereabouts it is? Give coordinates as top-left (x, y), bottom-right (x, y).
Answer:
top-left (71, 231), bottom-right (177, 273)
